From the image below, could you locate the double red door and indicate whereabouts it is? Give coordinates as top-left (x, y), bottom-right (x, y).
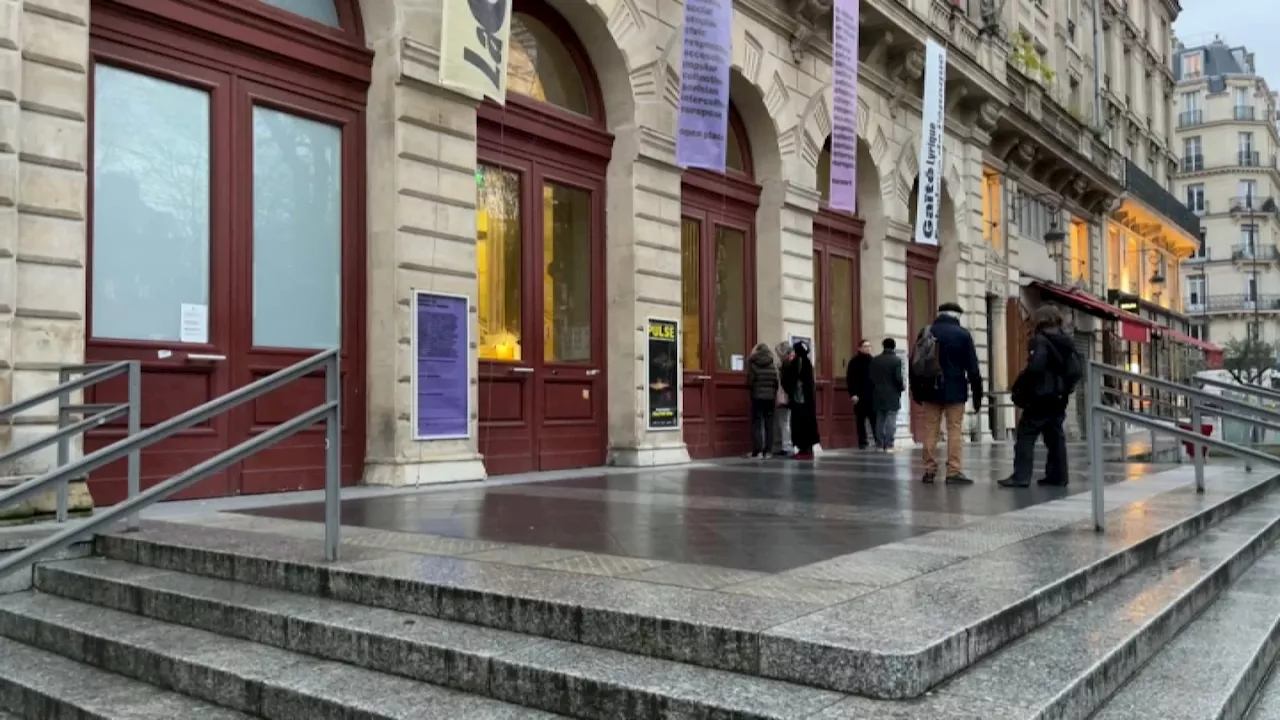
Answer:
top-left (906, 247), bottom-right (939, 441)
top-left (83, 6), bottom-right (366, 504)
top-left (812, 214), bottom-right (862, 449)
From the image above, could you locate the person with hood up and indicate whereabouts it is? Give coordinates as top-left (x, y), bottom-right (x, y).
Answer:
top-left (1000, 305), bottom-right (1080, 488)
top-left (746, 343), bottom-right (781, 458)
top-left (783, 340), bottom-right (819, 459)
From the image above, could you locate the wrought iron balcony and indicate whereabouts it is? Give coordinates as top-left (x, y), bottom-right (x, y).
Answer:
top-left (1198, 294), bottom-right (1280, 312)
top-left (1229, 196), bottom-right (1279, 214)
top-left (1123, 159), bottom-right (1202, 239)
top-left (1235, 105), bottom-right (1257, 121)
top-left (1181, 154), bottom-right (1205, 172)
top-left (1178, 110), bottom-right (1204, 127)
top-left (1239, 150), bottom-right (1262, 167)
top-left (1230, 243), bottom-right (1280, 262)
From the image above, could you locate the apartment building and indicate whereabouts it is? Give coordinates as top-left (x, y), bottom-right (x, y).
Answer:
top-left (1174, 39), bottom-right (1280, 352)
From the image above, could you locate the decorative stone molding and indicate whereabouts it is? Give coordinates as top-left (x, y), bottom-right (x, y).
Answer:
top-left (888, 49), bottom-right (926, 118)
top-left (788, 0), bottom-right (833, 63)
top-left (976, 101), bottom-right (1003, 134)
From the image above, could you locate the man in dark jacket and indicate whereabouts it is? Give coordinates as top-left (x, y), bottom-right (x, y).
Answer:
top-left (746, 343), bottom-right (781, 458)
top-left (1000, 306), bottom-right (1076, 487)
top-left (911, 302), bottom-right (984, 484)
top-left (847, 340), bottom-right (874, 448)
top-left (869, 338), bottom-right (905, 451)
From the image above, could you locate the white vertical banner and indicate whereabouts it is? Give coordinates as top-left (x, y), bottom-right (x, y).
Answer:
top-left (914, 39), bottom-right (947, 246)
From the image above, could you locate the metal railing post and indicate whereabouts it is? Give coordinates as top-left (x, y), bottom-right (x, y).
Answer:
top-left (1087, 364), bottom-right (1106, 532)
top-left (55, 369), bottom-right (70, 523)
top-left (126, 361), bottom-right (142, 531)
top-left (1191, 395), bottom-right (1205, 493)
top-left (324, 351), bottom-right (341, 562)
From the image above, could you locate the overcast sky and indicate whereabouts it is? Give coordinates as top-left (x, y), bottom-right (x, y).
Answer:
top-left (1174, 2), bottom-right (1280, 88)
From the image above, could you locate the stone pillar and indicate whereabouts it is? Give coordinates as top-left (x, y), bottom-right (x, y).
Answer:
top-left (880, 231), bottom-right (914, 442)
top-left (2, 0), bottom-right (90, 476)
top-left (763, 182), bottom-right (819, 347)
top-left (361, 39), bottom-right (486, 486)
top-left (606, 127), bottom-right (690, 467)
top-left (988, 296), bottom-right (1010, 440)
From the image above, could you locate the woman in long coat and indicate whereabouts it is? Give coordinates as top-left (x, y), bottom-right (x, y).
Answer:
top-left (782, 341), bottom-right (820, 459)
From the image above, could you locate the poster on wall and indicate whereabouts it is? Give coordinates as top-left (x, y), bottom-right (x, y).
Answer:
top-left (413, 290), bottom-right (471, 440)
top-left (828, 0), bottom-right (861, 212)
top-left (675, 0), bottom-right (732, 171)
top-left (913, 39), bottom-right (947, 246)
top-left (646, 317), bottom-right (681, 430)
top-left (789, 335), bottom-right (814, 363)
top-left (438, 0), bottom-right (513, 103)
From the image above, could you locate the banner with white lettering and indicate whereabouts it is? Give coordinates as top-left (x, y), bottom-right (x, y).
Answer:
top-left (439, 0), bottom-right (513, 103)
top-left (914, 39), bottom-right (947, 246)
top-left (828, 0), bottom-right (860, 212)
top-left (675, 0), bottom-right (733, 171)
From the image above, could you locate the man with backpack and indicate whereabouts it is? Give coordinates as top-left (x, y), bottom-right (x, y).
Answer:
top-left (1000, 305), bottom-right (1082, 488)
top-left (911, 302), bottom-right (984, 485)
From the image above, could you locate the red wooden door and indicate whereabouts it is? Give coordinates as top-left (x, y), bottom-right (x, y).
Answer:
top-left (475, 115), bottom-right (610, 475)
top-left (906, 246), bottom-right (939, 441)
top-left (83, 1), bottom-right (368, 504)
top-left (812, 214), bottom-right (862, 449)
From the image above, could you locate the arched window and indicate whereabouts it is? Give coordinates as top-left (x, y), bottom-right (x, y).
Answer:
top-left (260, 0), bottom-right (340, 26)
top-left (726, 118), bottom-right (750, 175)
top-left (507, 12), bottom-right (593, 117)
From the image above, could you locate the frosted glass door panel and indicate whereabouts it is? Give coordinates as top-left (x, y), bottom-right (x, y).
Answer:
top-left (91, 65), bottom-right (212, 343)
top-left (252, 106), bottom-right (342, 350)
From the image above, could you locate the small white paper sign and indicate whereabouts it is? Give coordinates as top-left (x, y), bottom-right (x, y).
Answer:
top-left (179, 303), bottom-right (208, 344)
top-left (731, 354), bottom-right (745, 371)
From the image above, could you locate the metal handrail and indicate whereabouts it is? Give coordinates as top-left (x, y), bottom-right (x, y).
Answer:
top-left (1195, 375), bottom-right (1280, 404)
top-left (0, 360), bottom-right (141, 522)
top-left (0, 349), bottom-right (342, 580)
top-left (1086, 361), bottom-right (1280, 533)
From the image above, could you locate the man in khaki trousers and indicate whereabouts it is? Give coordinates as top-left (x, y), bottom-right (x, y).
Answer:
top-left (911, 302), bottom-right (984, 484)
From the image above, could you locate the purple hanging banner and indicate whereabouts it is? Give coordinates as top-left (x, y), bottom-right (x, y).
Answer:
top-left (675, 0), bottom-right (733, 172)
top-left (828, 0), bottom-right (860, 212)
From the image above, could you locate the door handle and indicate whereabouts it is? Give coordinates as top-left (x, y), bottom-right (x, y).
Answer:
top-left (695, 375), bottom-right (712, 381)
top-left (186, 353), bottom-right (226, 362)
top-left (586, 369), bottom-right (601, 376)
top-left (510, 367), bottom-right (535, 374)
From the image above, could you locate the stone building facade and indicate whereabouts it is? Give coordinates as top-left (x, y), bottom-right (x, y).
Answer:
top-left (0, 0), bottom-right (1149, 499)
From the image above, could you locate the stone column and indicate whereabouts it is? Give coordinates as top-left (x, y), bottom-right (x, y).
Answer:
top-left (763, 182), bottom-right (819, 347)
top-left (880, 231), bottom-right (913, 442)
top-left (0, 0), bottom-right (19, 457)
top-left (988, 295), bottom-right (1010, 439)
top-left (362, 39), bottom-right (486, 486)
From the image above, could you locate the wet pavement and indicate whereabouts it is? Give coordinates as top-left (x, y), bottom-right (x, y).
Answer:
top-left (240, 445), bottom-right (1176, 573)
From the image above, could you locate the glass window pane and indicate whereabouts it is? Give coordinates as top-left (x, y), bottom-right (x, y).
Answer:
top-left (251, 106), bottom-right (342, 349)
top-left (813, 254), bottom-right (822, 375)
top-left (714, 227), bottom-right (747, 371)
top-left (727, 120), bottom-right (746, 174)
top-left (508, 13), bottom-right (591, 115)
top-left (831, 256), bottom-right (855, 376)
top-left (817, 141), bottom-right (831, 204)
top-left (92, 66), bottom-right (211, 343)
top-left (910, 276), bottom-right (933, 338)
top-left (260, 0), bottom-right (340, 26)
top-left (543, 183), bottom-right (591, 363)
top-left (681, 218), bottom-right (702, 370)
top-left (477, 165), bottom-right (523, 361)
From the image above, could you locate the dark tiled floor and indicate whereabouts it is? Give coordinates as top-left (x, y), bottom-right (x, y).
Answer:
top-left (241, 445), bottom-right (1174, 573)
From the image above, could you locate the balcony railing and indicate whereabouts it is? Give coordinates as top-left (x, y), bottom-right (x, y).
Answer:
top-left (1236, 105), bottom-right (1257, 121)
top-left (1188, 199), bottom-right (1208, 215)
top-left (1197, 294), bottom-right (1280, 312)
top-left (1230, 243), bottom-right (1280, 261)
top-left (1178, 110), bottom-right (1204, 127)
top-left (1239, 150), bottom-right (1262, 166)
top-left (1123, 159), bottom-right (1202, 239)
top-left (1182, 154), bottom-right (1205, 172)
top-left (1230, 196), bottom-right (1279, 214)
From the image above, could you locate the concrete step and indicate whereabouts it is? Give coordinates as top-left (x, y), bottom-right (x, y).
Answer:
top-left (1249, 667), bottom-right (1280, 719)
top-left (1091, 543), bottom-right (1280, 720)
top-left (0, 635), bottom-right (252, 719)
top-left (89, 472), bottom-right (1280, 700)
top-left (33, 556), bottom-right (844, 720)
top-left (0, 592), bottom-right (563, 720)
top-left (796, 497), bottom-right (1280, 719)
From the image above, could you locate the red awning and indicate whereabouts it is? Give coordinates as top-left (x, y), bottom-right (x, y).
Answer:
top-left (1158, 328), bottom-right (1225, 368)
top-left (1119, 320), bottom-right (1150, 343)
top-left (1032, 282), bottom-right (1155, 339)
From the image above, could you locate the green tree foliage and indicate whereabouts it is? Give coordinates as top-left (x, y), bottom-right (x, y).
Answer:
top-left (1222, 336), bottom-right (1280, 386)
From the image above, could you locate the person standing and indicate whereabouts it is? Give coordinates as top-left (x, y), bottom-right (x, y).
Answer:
top-left (746, 343), bottom-right (780, 458)
top-left (869, 338), bottom-right (905, 451)
top-left (847, 340), bottom-right (875, 449)
top-left (910, 302), bottom-right (983, 484)
top-left (773, 341), bottom-right (795, 457)
top-left (783, 340), bottom-right (819, 459)
top-left (1000, 306), bottom-right (1081, 488)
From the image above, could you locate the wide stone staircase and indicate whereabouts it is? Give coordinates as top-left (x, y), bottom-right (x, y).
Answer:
top-left (4, 469), bottom-right (1280, 718)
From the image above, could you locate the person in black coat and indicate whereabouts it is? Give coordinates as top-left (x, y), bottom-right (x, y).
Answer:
top-left (847, 340), bottom-right (874, 448)
top-left (911, 302), bottom-right (984, 484)
top-left (1000, 306), bottom-right (1076, 488)
top-left (868, 338), bottom-right (905, 451)
top-left (783, 340), bottom-right (819, 459)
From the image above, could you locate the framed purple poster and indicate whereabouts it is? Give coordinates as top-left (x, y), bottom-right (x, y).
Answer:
top-left (412, 290), bottom-right (471, 440)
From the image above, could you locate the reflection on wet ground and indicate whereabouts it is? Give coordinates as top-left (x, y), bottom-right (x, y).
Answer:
top-left (241, 446), bottom-right (1175, 573)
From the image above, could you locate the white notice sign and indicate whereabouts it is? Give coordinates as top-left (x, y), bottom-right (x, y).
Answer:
top-left (180, 303), bottom-right (208, 344)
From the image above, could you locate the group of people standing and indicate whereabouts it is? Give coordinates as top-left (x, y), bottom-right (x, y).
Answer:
top-left (746, 341), bottom-right (820, 460)
top-left (846, 339), bottom-right (906, 451)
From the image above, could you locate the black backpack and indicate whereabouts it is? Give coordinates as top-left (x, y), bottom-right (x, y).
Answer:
top-left (1046, 338), bottom-right (1083, 395)
top-left (910, 327), bottom-right (942, 383)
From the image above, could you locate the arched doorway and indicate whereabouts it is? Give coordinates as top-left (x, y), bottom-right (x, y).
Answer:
top-left (85, 0), bottom-right (370, 503)
top-left (813, 139), bottom-right (863, 449)
top-left (475, 1), bottom-right (612, 475)
top-left (680, 106), bottom-right (761, 459)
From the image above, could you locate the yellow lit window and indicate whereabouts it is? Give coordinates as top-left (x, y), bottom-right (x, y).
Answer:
top-left (1069, 218), bottom-right (1089, 282)
top-left (476, 165), bottom-right (523, 361)
top-left (982, 170), bottom-right (1001, 249)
